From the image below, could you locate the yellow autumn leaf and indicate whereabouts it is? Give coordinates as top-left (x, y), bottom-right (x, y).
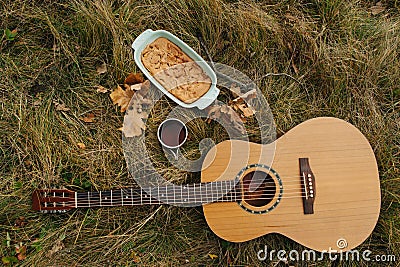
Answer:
top-left (77, 143), bottom-right (86, 149)
top-left (110, 85), bottom-right (135, 112)
top-left (208, 254), bottom-right (218, 259)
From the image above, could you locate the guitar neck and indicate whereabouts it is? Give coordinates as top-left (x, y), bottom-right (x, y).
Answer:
top-left (76, 180), bottom-right (241, 208)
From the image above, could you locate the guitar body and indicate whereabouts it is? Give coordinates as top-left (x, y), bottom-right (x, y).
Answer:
top-left (201, 117), bottom-right (380, 252)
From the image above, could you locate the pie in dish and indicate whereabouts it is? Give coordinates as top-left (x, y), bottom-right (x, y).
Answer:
top-left (141, 37), bottom-right (211, 104)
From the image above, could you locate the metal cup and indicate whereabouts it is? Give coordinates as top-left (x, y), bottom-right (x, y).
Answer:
top-left (157, 118), bottom-right (188, 160)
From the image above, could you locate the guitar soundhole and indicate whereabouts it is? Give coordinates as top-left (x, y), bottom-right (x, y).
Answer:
top-left (242, 171), bottom-right (276, 207)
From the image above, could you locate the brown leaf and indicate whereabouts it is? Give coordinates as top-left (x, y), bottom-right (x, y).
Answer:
top-left (237, 103), bottom-right (255, 117)
top-left (137, 80), bottom-right (151, 98)
top-left (110, 81), bottom-right (151, 113)
top-left (96, 85), bottom-right (108, 93)
top-left (370, 2), bottom-right (385, 15)
top-left (55, 103), bottom-right (70, 112)
top-left (130, 83), bottom-right (142, 91)
top-left (206, 104), bottom-right (246, 134)
top-left (80, 113), bottom-right (95, 123)
top-left (235, 88), bottom-right (257, 102)
top-left (230, 84), bottom-right (241, 97)
top-left (15, 244), bottom-right (26, 261)
top-left (33, 100), bottom-right (42, 107)
top-left (110, 85), bottom-right (135, 112)
top-left (77, 143), bottom-right (86, 149)
top-left (130, 250), bottom-right (141, 263)
top-left (228, 89), bottom-right (257, 118)
top-left (48, 240), bottom-right (64, 257)
top-left (124, 73), bottom-right (144, 85)
top-left (122, 104), bottom-right (148, 137)
top-left (96, 62), bottom-right (107, 74)
top-left (14, 217), bottom-right (26, 228)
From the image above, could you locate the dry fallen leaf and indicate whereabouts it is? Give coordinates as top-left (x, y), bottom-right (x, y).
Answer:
top-left (120, 81), bottom-right (152, 137)
top-left (130, 250), bottom-right (141, 263)
top-left (15, 244), bottom-right (26, 261)
top-left (14, 217), bottom-right (26, 228)
top-left (370, 2), bottom-right (385, 15)
top-left (238, 88), bottom-right (257, 101)
top-left (96, 62), bottom-right (107, 74)
top-left (228, 88), bottom-right (257, 120)
top-left (230, 83), bottom-right (241, 97)
top-left (122, 104), bottom-right (148, 137)
top-left (110, 85), bottom-right (135, 112)
top-left (230, 98), bottom-right (256, 118)
top-left (111, 73), bottom-right (151, 137)
top-left (96, 85), bottom-right (108, 93)
top-left (130, 83), bottom-right (142, 91)
top-left (48, 240), bottom-right (64, 257)
top-left (80, 113), bottom-right (95, 123)
top-left (55, 103), bottom-right (70, 112)
top-left (124, 72), bottom-right (145, 85)
top-left (33, 99), bottom-right (42, 107)
top-left (208, 254), bottom-right (218, 260)
top-left (77, 142), bottom-right (86, 149)
top-left (206, 104), bottom-right (246, 134)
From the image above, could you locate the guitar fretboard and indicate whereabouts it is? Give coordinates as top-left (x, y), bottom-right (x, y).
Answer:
top-left (76, 180), bottom-right (241, 208)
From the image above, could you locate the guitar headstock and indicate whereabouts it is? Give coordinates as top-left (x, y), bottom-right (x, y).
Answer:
top-left (32, 189), bottom-right (76, 213)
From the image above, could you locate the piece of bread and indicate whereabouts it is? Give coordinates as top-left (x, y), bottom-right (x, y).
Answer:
top-left (141, 37), bottom-right (211, 104)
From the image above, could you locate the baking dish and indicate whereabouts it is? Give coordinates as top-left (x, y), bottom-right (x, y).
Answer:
top-left (132, 29), bottom-right (219, 110)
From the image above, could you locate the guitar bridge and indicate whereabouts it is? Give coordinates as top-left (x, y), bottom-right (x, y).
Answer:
top-left (299, 158), bottom-right (316, 214)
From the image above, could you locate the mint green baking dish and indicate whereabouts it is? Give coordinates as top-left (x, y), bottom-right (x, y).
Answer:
top-left (132, 29), bottom-right (219, 110)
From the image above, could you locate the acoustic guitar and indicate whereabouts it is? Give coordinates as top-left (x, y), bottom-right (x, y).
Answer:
top-left (32, 117), bottom-right (381, 252)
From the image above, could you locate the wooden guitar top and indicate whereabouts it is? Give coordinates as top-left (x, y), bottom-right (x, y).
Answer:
top-left (202, 117), bottom-right (380, 252)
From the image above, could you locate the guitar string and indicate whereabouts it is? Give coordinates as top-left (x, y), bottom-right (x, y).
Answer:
top-left (45, 194), bottom-right (377, 207)
top-left (36, 180), bottom-right (327, 208)
top-left (36, 172), bottom-right (369, 208)
top-left (40, 192), bottom-right (324, 208)
top-left (38, 184), bottom-right (310, 201)
top-left (39, 197), bottom-right (378, 209)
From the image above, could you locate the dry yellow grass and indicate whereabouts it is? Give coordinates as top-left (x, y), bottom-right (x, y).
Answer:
top-left (0, 0), bottom-right (399, 266)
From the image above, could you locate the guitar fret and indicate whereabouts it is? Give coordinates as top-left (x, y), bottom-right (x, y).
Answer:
top-left (165, 184), bottom-right (168, 204)
top-left (230, 180), bottom-right (233, 201)
top-left (180, 185), bottom-right (183, 203)
top-left (193, 184), bottom-right (197, 203)
top-left (199, 183), bottom-right (202, 203)
top-left (74, 192), bottom-right (77, 208)
top-left (130, 188), bottom-right (133, 206)
top-left (216, 182), bottom-right (219, 201)
top-left (173, 185), bottom-right (176, 204)
top-left (74, 180), bottom-right (240, 209)
top-left (110, 190), bottom-right (113, 205)
top-left (205, 183), bottom-right (208, 203)
top-left (121, 189), bottom-right (123, 206)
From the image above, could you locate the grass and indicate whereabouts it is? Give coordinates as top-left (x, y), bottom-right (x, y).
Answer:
top-left (0, 0), bottom-right (399, 266)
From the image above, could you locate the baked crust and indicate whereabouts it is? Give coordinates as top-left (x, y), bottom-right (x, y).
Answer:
top-left (141, 37), bottom-right (211, 104)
